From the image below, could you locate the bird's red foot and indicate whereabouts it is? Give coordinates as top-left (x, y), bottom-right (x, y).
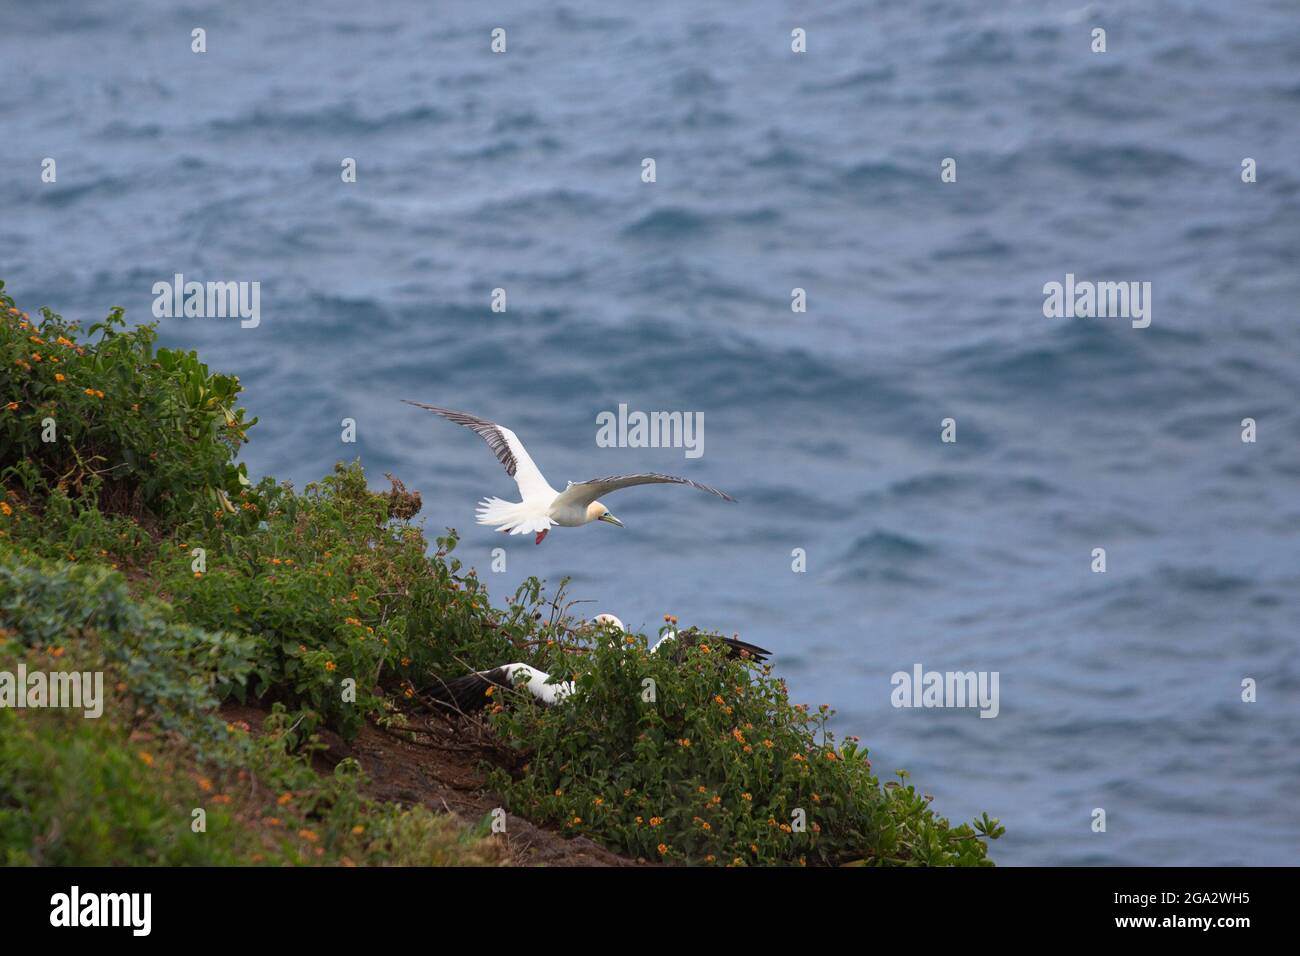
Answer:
top-left (535, 529), bottom-right (549, 545)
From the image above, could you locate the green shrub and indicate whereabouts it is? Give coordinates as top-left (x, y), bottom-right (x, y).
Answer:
top-left (484, 619), bottom-right (1003, 865)
top-left (0, 548), bottom-right (256, 741)
top-left (0, 547), bottom-right (501, 866)
top-left (136, 462), bottom-right (531, 739)
top-left (0, 279), bottom-right (256, 528)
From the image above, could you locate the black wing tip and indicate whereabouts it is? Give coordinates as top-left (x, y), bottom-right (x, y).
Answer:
top-left (721, 636), bottom-right (772, 663)
top-left (677, 627), bottom-right (771, 664)
top-left (695, 482), bottom-right (736, 502)
top-left (681, 476), bottom-right (735, 502)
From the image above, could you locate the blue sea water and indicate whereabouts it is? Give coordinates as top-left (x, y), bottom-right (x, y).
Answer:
top-left (2, 0), bottom-right (1298, 865)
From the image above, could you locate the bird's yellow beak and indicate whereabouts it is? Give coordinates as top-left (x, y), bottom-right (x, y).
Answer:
top-left (598, 513), bottom-right (624, 527)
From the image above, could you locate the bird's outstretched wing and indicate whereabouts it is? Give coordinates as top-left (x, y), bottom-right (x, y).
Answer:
top-left (553, 473), bottom-right (735, 509)
top-left (403, 402), bottom-right (556, 502)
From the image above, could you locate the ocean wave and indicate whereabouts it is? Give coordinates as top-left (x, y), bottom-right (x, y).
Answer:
top-left (209, 103), bottom-right (448, 136)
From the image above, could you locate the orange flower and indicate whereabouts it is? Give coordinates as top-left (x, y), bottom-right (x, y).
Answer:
top-left (138, 752), bottom-right (154, 767)
top-left (657, 843), bottom-right (669, 855)
top-left (54, 373), bottom-right (64, 382)
top-left (4, 402), bottom-right (17, 411)
top-left (324, 661), bottom-right (336, 672)
top-left (351, 825), bottom-right (366, 836)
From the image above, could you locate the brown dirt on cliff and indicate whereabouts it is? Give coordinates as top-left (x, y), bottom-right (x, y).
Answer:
top-left (220, 702), bottom-right (643, 867)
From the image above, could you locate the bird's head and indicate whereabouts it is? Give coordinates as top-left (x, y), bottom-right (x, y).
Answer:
top-left (587, 501), bottom-right (623, 527)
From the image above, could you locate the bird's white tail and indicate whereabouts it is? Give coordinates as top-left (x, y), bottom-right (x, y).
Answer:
top-left (476, 497), bottom-right (553, 535)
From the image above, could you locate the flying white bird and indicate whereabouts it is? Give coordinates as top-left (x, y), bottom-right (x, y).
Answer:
top-left (404, 402), bottom-right (735, 543)
top-left (426, 614), bottom-right (772, 713)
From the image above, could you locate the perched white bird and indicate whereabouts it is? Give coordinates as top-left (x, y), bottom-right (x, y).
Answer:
top-left (426, 614), bottom-right (771, 712)
top-left (404, 402), bottom-right (735, 543)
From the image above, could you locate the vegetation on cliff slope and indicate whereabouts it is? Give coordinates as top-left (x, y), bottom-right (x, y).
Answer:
top-left (0, 281), bottom-right (1002, 865)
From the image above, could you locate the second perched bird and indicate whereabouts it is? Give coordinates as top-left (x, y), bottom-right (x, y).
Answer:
top-left (404, 402), bottom-right (735, 543)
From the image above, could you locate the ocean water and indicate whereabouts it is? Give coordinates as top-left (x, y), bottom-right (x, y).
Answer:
top-left (2, 0), bottom-right (1298, 865)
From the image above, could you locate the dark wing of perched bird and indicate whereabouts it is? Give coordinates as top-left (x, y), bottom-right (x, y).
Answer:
top-left (425, 667), bottom-right (514, 714)
top-left (664, 627), bottom-right (771, 664)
